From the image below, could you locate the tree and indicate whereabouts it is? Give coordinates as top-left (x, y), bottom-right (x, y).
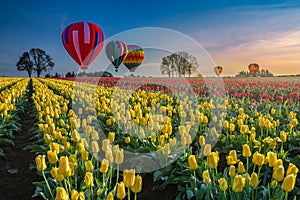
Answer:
top-left (16, 52), bottom-right (34, 77)
top-left (16, 48), bottom-right (54, 77)
top-left (160, 51), bottom-right (198, 77)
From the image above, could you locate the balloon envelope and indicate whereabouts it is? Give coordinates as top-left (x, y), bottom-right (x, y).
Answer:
top-left (248, 63), bottom-right (259, 74)
top-left (214, 66), bottom-right (223, 76)
top-left (122, 45), bottom-right (144, 72)
top-left (105, 41), bottom-right (128, 72)
top-left (62, 22), bottom-right (104, 70)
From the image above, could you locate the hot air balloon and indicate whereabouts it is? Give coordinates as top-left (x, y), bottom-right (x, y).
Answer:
top-left (62, 22), bottom-right (104, 70)
top-left (248, 63), bottom-right (259, 74)
top-left (122, 45), bottom-right (144, 72)
top-left (105, 41), bottom-right (128, 72)
top-left (214, 66), bottom-right (223, 76)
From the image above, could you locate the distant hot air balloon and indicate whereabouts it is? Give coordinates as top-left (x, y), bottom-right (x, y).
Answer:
top-left (105, 41), bottom-right (128, 72)
top-left (214, 66), bottom-right (223, 76)
top-left (62, 22), bottom-right (104, 70)
top-left (248, 63), bottom-right (259, 74)
top-left (122, 45), bottom-right (144, 72)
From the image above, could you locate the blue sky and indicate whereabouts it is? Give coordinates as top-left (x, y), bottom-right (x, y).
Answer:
top-left (1, 0), bottom-right (300, 77)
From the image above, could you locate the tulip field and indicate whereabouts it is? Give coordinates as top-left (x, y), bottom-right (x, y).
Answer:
top-left (0, 76), bottom-right (299, 200)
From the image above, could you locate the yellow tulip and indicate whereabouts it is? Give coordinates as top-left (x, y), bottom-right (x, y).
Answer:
top-left (203, 144), bottom-right (211, 157)
top-left (72, 129), bottom-right (80, 142)
top-left (238, 161), bottom-right (246, 173)
top-left (280, 131), bottom-right (287, 142)
top-left (91, 141), bottom-right (100, 153)
top-left (100, 159), bottom-right (109, 173)
top-left (51, 142), bottom-right (60, 154)
top-left (35, 155), bottom-right (47, 171)
top-left (125, 136), bottom-right (131, 144)
top-left (244, 173), bottom-right (251, 182)
top-left (106, 192), bottom-right (114, 200)
top-left (85, 160), bottom-right (94, 173)
top-left (229, 165), bottom-right (236, 177)
top-left (242, 144), bottom-right (251, 157)
top-left (108, 132), bottom-right (115, 143)
top-left (286, 163), bottom-right (299, 176)
top-left (249, 172), bottom-right (259, 188)
top-left (252, 151), bottom-right (265, 167)
top-left (47, 150), bottom-right (58, 164)
top-left (123, 169), bottom-right (135, 188)
top-left (85, 172), bottom-right (93, 187)
top-left (273, 165), bottom-right (285, 182)
top-left (131, 175), bottom-right (142, 193)
top-left (227, 150), bottom-right (238, 165)
top-left (281, 174), bottom-right (296, 192)
top-left (267, 152), bottom-right (277, 167)
top-left (58, 156), bottom-right (70, 175)
top-left (198, 135), bottom-right (205, 146)
top-left (81, 150), bottom-right (89, 161)
top-left (232, 175), bottom-right (245, 193)
top-left (71, 190), bottom-right (79, 200)
top-left (207, 151), bottom-right (219, 169)
top-left (55, 187), bottom-right (68, 200)
top-left (115, 148), bottom-right (124, 165)
top-left (188, 155), bottom-right (198, 170)
top-left (117, 182), bottom-right (126, 199)
top-left (202, 170), bottom-right (211, 184)
top-left (218, 178), bottom-right (228, 191)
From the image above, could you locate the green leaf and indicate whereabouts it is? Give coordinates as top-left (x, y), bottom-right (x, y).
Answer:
top-left (186, 189), bottom-right (195, 200)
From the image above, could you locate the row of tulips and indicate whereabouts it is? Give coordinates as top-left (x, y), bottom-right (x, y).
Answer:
top-left (0, 78), bottom-right (29, 157)
top-left (30, 78), bottom-right (143, 200)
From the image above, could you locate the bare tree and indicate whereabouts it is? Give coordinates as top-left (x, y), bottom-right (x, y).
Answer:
top-left (16, 48), bottom-right (54, 77)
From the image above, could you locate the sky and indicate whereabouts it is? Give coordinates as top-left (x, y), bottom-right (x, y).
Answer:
top-left (1, 0), bottom-right (300, 77)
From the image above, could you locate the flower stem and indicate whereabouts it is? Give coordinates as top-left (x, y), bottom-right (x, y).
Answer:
top-left (42, 171), bottom-right (53, 199)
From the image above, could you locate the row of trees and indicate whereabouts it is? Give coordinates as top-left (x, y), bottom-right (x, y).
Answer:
top-left (16, 48), bottom-right (277, 78)
top-left (235, 69), bottom-right (274, 77)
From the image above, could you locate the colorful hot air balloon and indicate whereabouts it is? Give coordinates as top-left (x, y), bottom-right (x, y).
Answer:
top-left (248, 63), bottom-right (259, 74)
top-left (122, 45), bottom-right (144, 72)
top-left (62, 22), bottom-right (104, 70)
top-left (214, 66), bottom-right (223, 76)
top-left (105, 41), bottom-right (128, 72)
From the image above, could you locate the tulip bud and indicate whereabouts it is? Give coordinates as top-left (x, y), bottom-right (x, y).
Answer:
top-left (123, 169), bottom-right (135, 188)
top-left (131, 175), bottom-right (142, 193)
top-left (85, 160), bottom-right (94, 172)
top-left (232, 175), bottom-right (245, 193)
top-left (115, 148), bottom-right (124, 165)
top-left (72, 129), bottom-right (81, 142)
top-left (199, 136), bottom-right (205, 146)
top-left (267, 152), bottom-right (277, 167)
top-left (227, 150), bottom-right (238, 165)
top-left (125, 136), bottom-right (131, 144)
top-left (55, 187), bottom-right (68, 200)
top-left (117, 182), bottom-right (126, 199)
top-left (238, 161), bottom-right (246, 173)
top-left (281, 174), bottom-right (296, 192)
top-left (106, 192), bottom-right (114, 200)
top-left (242, 144), bottom-right (251, 157)
top-left (91, 140), bottom-right (100, 153)
top-left (252, 151), bottom-right (265, 167)
top-left (81, 150), bottom-right (89, 161)
top-left (207, 152), bottom-right (219, 169)
top-left (218, 178), bottom-right (228, 191)
top-left (35, 155), bottom-right (47, 171)
top-left (108, 132), bottom-right (115, 143)
top-left (286, 163), bottom-right (299, 176)
top-left (100, 159), bottom-right (109, 173)
top-left (203, 144), bottom-right (211, 157)
top-left (229, 165), bottom-right (236, 177)
top-left (249, 172), bottom-right (259, 188)
top-left (47, 150), bottom-right (58, 164)
top-left (188, 155), bottom-right (198, 170)
top-left (202, 170), bottom-right (211, 184)
top-left (85, 172), bottom-right (93, 187)
top-left (273, 165), bottom-right (285, 182)
top-left (58, 156), bottom-right (70, 175)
